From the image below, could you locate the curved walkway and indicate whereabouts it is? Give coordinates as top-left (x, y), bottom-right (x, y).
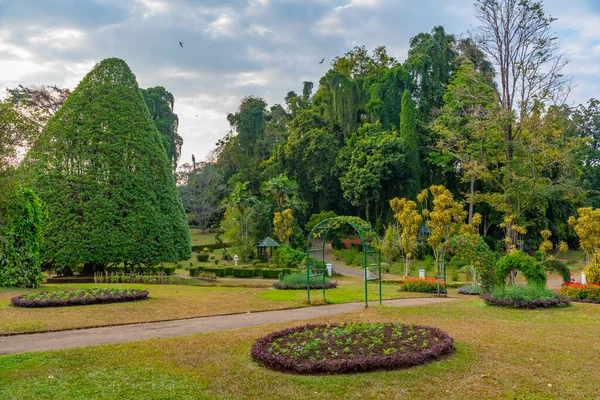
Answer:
top-left (0, 297), bottom-right (457, 355)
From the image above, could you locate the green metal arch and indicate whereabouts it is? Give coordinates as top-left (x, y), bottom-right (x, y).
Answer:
top-left (305, 217), bottom-right (382, 307)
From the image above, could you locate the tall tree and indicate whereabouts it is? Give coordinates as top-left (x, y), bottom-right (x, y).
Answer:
top-left (141, 87), bottom-right (183, 172)
top-left (25, 58), bottom-right (191, 273)
top-left (473, 0), bottom-right (569, 249)
top-left (433, 60), bottom-right (503, 223)
top-left (178, 161), bottom-right (225, 230)
top-left (399, 89), bottom-right (420, 199)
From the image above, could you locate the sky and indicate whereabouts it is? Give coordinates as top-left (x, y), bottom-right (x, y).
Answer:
top-left (1, 0), bottom-right (600, 166)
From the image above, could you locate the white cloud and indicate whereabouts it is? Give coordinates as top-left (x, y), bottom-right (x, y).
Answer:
top-left (136, 0), bottom-right (171, 18)
top-left (28, 28), bottom-right (86, 50)
top-left (205, 13), bottom-right (238, 38)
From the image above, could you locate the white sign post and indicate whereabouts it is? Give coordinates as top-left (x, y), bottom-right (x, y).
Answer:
top-left (234, 255), bottom-right (239, 267)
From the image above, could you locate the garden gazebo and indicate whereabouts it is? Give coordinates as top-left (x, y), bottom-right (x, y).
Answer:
top-left (256, 237), bottom-right (280, 261)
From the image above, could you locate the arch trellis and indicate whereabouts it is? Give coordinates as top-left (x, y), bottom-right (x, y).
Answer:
top-left (305, 217), bottom-right (382, 307)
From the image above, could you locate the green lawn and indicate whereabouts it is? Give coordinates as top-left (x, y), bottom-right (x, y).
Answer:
top-left (0, 280), bottom-right (417, 335)
top-left (1, 300), bottom-right (598, 399)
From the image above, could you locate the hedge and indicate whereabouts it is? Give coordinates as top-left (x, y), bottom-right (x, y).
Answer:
top-left (254, 268), bottom-right (263, 277)
top-left (163, 266), bottom-right (176, 275)
top-left (189, 266), bottom-right (205, 276)
top-left (105, 265), bottom-right (175, 275)
top-left (203, 267), bottom-right (226, 277)
top-left (261, 269), bottom-right (284, 279)
top-left (224, 267), bottom-right (234, 276)
top-left (191, 242), bottom-right (231, 252)
top-left (233, 268), bottom-right (255, 278)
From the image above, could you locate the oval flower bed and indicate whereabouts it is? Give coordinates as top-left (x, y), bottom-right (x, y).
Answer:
top-left (482, 285), bottom-right (570, 309)
top-left (251, 322), bottom-right (454, 374)
top-left (11, 287), bottom-right (149, 308)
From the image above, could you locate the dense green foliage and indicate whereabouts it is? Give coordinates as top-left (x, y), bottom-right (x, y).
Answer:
top-left (0, 188), bottom-right (45, 288)
top-left (140, 87), bottom-right (182, 172)
top-left (542, 259), bottom-right (571, 283)
top-left (495, 252), bottom-right (546, 286)
top-left (25, 58), bottom-right (191, 273)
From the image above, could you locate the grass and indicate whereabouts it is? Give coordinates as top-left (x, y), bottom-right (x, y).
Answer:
top-left (0, 284), bottom-right (300, 334)
top-left (0, 280), bottom-right (416, 334)
top-left (1, 300), bottom-right (599, 399)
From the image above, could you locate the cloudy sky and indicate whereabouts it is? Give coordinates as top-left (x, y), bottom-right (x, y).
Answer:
top-left (1, 0), bottom-right (600, 166)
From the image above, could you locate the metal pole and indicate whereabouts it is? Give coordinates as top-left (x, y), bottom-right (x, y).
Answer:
top-left (378, 247), bottom-right (382, 305)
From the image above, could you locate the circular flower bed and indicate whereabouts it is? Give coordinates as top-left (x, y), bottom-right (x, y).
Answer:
top-left (251, 322), bottom-right (454, 374)
top-left (11, 287), bottom-right (149, 308)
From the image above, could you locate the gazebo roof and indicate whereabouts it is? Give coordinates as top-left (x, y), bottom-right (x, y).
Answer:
top-left (256, 237), bottom-right (280, 247)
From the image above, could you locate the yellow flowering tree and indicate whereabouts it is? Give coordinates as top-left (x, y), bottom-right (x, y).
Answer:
top-left (390, 197), bottom-right (423, 276)
top-left (421, 185), bottom-right (467, 262)
top-left (568, 208), bottom-right (600, 283)
top-left (273, 208), bottom-right (293, 245)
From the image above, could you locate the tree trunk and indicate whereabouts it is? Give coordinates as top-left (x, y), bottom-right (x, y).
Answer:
top-left (468, 172), bottom-right (475, 224)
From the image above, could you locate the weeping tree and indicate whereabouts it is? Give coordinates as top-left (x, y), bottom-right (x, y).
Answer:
top-left (24, 58), bottom-right (191, 274)
top-left (141, 86), bottom-right (182, 172)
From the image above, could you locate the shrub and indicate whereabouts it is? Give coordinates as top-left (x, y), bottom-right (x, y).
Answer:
top-left (557, 283), bottom-right (600, 303)
top-left (451, 269), bottom-right (460, 281)
top-left (542, 259), bottom-right (570, 283)
top-left (412, 243), bottom-right (432, 260)
top-left (583, 263), bottom-right (600, 284)
top-left (202, 247), bottom-right (210, 253)
top-left (189, 267), bottom-right (198, 276)
top-left (331, 236), bottom-right (344, 250)
top-left (272, 245), bottom-right (305, 268)
top-left (342, 248), bottom-right (361, 266)
top-left (398, 277), bottom-right (443, 293)
top-left (190, 242), bottom-right (230, 252)
top-left (224, 267), bottom-right (234, 276)
top-left (495, 251), bottom-right (546, 286)
top-left (251, 322), bottom-right (454, 374)
top-left (252, 259), bottom-right (261, 266)
top-left (233, 268), bottom-right (255, 278)
top-left (196, 252), bottom-right (209, 262)
top-left (163, 266), bottom-right (176, 275)
top-left (483, 285), bottom-right (570, 309)
top-left (380, 262), bottom-right (390, 273)
top-left (457, 284), bottom-right (481, 295)
top-left (273, 271), bottom-right (336, 290)
top-left (261, 269), bottom-right (284, 279)
top-left (203, 267), bottom-right (226, 277)
top-left (422, 255), bottom-right (435, 271)
top-left (253, 268), bottom-right (263, 277)
top-left (11, 287), bottom-right (149, 307)
top-left (533, 250), bottom-right (544, 261)
top-left (255, 262), bottom-right (270, 269)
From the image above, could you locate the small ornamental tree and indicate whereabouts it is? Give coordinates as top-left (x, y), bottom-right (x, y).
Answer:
top-left (390, 197), bottom-right (423, 276)
top-left (25, 58), bottom-right (191, 273)
top-left (568, 208), bottom-right (600, 283)
top-left (273, 209), bottom-right (293, 245)
top-left (421, 185), bottom-right (467, 262)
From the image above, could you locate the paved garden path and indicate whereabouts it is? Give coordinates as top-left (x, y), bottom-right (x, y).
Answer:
top-left (0, 297), bottom-right (457, 355)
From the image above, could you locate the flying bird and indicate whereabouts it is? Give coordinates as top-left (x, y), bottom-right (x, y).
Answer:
top-left (179, 41), bottom-right (184, 48)
top-left (319, 58), bottom-right (324, 64)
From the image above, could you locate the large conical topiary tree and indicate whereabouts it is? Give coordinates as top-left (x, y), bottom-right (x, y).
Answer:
top-left (25, 58), bottom-right (191, 273)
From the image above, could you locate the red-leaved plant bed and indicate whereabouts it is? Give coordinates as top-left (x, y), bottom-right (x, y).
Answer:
top-left (11, 287), bottom-right (149, 308)
top-left (481, 293), bottom-right (570, 309)
top-left (251, 322), bottom-right (454, 374)
top-left (398, 277), bottom-right (444, 293)
top-left (557, 282), bottom-right (600, 303)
